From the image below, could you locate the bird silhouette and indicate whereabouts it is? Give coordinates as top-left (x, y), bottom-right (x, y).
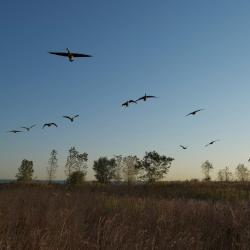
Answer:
top-left (248, 158), bottom-right (250, 162)
top-left (49, 48), bottom-right (92, 62)
top-left (42, 123), bottom-right (58, 129)
top-left (136, 93), bottom-right (157, 102)
top-left (179, 145), bottom-right (188, 150)
top-left (186, 109), bottom-right (204, 116)
top-left (63, 115), bottom-right (79, 122)
top-left (205, 139), bottom-right (220, 147)
top-left (8, 130), bottom-right (23, 133)
top-left (122, 100), bottom-right (137, 107)
top-left (21, 125), bottom-right (36, 131)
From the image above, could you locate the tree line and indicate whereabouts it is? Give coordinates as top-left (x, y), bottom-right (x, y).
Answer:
top-left (16, 149), bottom-right (250, 184)
top-left (15, 147), bottom-right (174, 184)
top-left (201, 160), bottom-right (250, 182)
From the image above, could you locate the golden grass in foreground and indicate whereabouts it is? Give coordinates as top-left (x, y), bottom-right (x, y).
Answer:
top-left (0, 182), bottom-right (249, 249)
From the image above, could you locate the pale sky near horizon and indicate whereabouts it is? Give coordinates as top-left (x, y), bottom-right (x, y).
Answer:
top-left (1, 0), bottom-right (250, 180)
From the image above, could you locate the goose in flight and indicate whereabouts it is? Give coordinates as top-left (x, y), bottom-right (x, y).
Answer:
top-left (63, 115), bottom-right (79, 122)
top-left (179, 145), bottom-right (188, 150)
top-left (186, 109), bottom-right (204, 116)
top-left (205, 139), bottom-right (220, 147)
top-left (21, 125), bottom-right (36, 131)
top-left (136, 94), bottom-right (157, 102)
top-left (42, 123), bottom-right (58, 129)
top-left (8, 130), bottom-right (23, 133)
top-left (122, 100), bottom-right (137, 107)
top-left (49, 48), bottom-right (92, 62)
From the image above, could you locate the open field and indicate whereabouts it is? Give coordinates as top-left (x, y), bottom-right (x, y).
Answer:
top-left (0, 182), bottom-right (250, 249)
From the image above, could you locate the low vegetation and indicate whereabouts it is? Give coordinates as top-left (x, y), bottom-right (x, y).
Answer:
top-left (10, 148), bottom-right (250, 249)
top-left (0, 182), bottom-right (250, 249)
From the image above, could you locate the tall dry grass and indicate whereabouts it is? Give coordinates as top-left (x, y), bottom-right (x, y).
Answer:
top-left (0, 182), bottom-right (249, 249)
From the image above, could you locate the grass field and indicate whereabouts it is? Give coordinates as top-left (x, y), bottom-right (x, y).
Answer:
top-left (0, 182), bottom-right (250, 249)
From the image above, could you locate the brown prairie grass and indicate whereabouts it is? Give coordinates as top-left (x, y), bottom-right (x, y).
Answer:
top-left (0, 182), bottom-right (250, 249)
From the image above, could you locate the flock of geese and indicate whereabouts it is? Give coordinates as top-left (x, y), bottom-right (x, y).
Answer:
top-left (121, 95), bottom-right (219, 148)
top-left (8, 115), bottom-right (79, 133)
top-left (122, 94), bottom-right (157, 107)
top-left (7, 48), bottom-right (220, 149)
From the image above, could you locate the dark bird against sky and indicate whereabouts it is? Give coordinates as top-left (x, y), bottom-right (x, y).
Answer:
top-left (21, 125), bottom-right (36, 131)
top-left (205, 140), bottom-right (220, 147)
top-left (42, 123), bottom-right (58, 129)
top-left (122, 100), bottom-right (137, 107)
top-left (179, 145), bottom-right (188, 149)
top-left (136, 94), bottom-right (157, 102)
top-left (49, 48), bottom-right (92, 62)
top-left (186, 109), bottom-right (204, 116)
top-left (8, 130), bottom-right (23, 134)
top-left (63, 115), bottom-right (79, 122)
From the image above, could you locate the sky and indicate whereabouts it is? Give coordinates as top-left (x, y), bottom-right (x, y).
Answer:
top-left (1, 0), bottom-right (250, 180)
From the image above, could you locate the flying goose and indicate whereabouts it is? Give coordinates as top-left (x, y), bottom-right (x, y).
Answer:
top-left (8, 130), bottom-right (23, 134)
top-left (186, 109), bottom-right (204, 116)
top-left (122, 100), bottom-right (137, 107)
top-left (136, 93), bottom-right (157, 102)
top-left (49, 48), bottom-right (92, 62)
top-left (63, 115), bottom-right (79, 122)
top-left (42, 123), bottom-right (58, 129)
top-left (205, 139), bottom-right (220, 147)
top-left (21, 125), bottom-right (36, 131)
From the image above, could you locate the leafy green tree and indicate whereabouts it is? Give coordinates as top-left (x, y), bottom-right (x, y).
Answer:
top-left (47, 149), bottom-right (58, 182)
top-left (66, 170), bottom-right (85, 185)
top-left (65, 147), bottom-right (88, 177)
top-left (235, 164), bottom-right (249, 182)
top-left (93, 157), bottom-right (116, 183)
top-left (201, 160), bottom-right (213, 181)
top-left (138, 151), bottom-right (174, 183)
top-left (16, 159), bottom-right (34, 182)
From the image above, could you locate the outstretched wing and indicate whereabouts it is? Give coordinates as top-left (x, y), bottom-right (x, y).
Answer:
top-left (213, 139), bottom-right (220, 143)
top-left (195, 109), bottom-right (204, 113)
top-left (49, 52), bottom-right (69, 57)
top-left (128, 100), bottom-right (137, 104)
top-left (209, 139), bottom-right (219, 144)
top-left (122, 101), bottom-right (128, 106)
top-left (147, 95), bottom-right (157, 98)
top-left (21, 127), bottom-right (29, 130)
top-left (30, 124), bottom-right (36, 129)
top-left (63, 116), bottom-right (72, 120)
top-left (8, 130), bottom-right (22, 133)
top-left (71, 53), bottom-right (92, 58)
top-left (205, 140), bottom-right (219, 146)
top-left (42, 124), bottom-right (48, 129)
top-left (185, 112), bottom-right (193, 116)
top-left (51, 123), bottom-right (58, 127)
top-left (135, 96), bottom-right (144, 102)
top-left (73, 115), bottom-right (79, 118)
top-left (186, 109), bottom-right (204, 116)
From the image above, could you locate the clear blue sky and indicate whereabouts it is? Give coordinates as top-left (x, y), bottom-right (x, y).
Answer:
top-left (1, 0), bottom-right (250, 180)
